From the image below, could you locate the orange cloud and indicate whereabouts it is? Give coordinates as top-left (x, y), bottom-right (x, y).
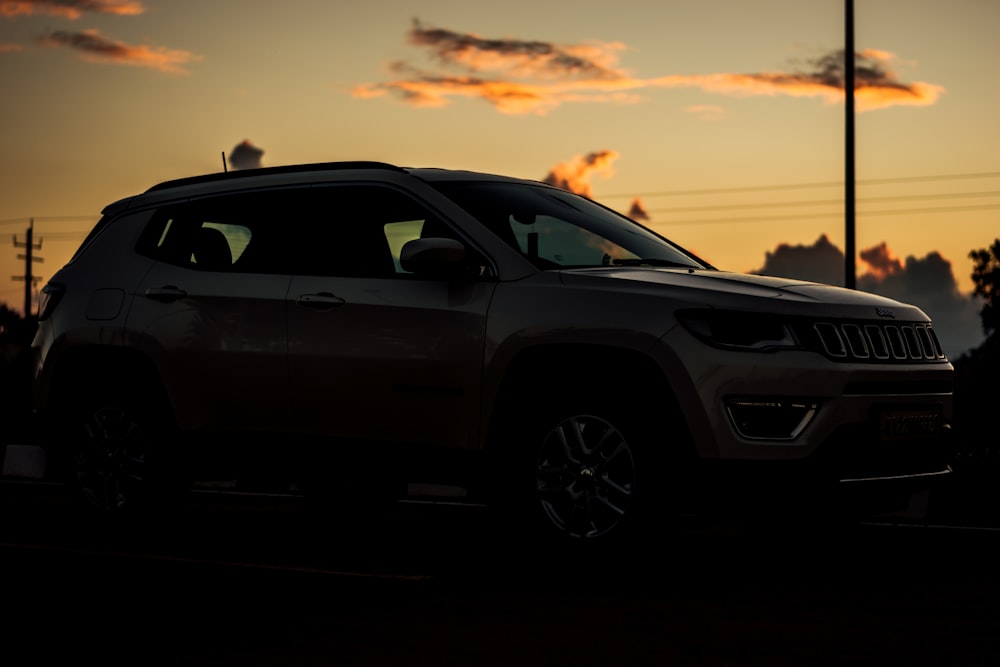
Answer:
top-left (37, 29), bottom-right (201, 74)
top-left (542, 150), bottom-right (619, 198)
top-left (1, 0), bottom-right (144, 19)
top-left (0, 42), bottom-right (23, 51)
top-left (860, 242), bottom-right (904, 280)
top-left (353, 74), bottom-right (647, 115)
top-left (657, 49), bottom-right (943, 111)
top-left (353, 22), bottom-right (943, 115)
top-left (407, 20), bottom-right (627, 80)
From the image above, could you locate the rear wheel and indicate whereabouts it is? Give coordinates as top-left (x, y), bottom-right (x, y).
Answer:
top-left (72, 403), bottom-right (151, 513)
top-left (51, 376), bottom-right (177, 517)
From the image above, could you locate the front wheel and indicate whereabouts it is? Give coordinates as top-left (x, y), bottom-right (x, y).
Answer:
top-left (494, 387), bottom-right (690, 550)
top-left (535, 413), bottom-right (637, 540)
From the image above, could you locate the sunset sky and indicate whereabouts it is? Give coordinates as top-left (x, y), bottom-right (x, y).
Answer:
top-left (0, 0), bottom-right (996, 357)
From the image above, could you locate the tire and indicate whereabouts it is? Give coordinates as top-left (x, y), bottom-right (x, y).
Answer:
top-left (534, 412), bottom-right (638, 540)
top-left (494, 384), bottom-right (690, 551)
top-left (54, 381), bottom-right (176, 517)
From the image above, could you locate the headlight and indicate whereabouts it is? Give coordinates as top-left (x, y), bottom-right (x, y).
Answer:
top-left (677, 309), bottom-right (799, 351)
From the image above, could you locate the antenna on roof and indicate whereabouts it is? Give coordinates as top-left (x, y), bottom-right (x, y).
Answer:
top-left (222, 151), bottom-right (228, 173)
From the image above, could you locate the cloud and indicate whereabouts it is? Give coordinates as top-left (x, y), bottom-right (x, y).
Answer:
top-left (754, 234), bottom-right (846, 287)
top-left (353, 22), bottom-right (943, 115)
top-left (0, 42), bottom-right (23, 52)
top-left (541, 150), bottom-right (619, 198)
top-left (753, 235), bottom-right (983, 358)
top-left (628, 198), bottom-right (650, 222)
top-left (677, 49), bottom-right (944, 112)
top-left (228, 139), bottom-right (263, 170)
top-left (859, 242), bottom-right (903, 281)
top-left (352, 59), bottom-right (642, 116)
top-left (407, 20), bottom-right (626, 81)
top-left (1, 0), bottom-right (144, 19)
top-left (541, 151), bottom-right (648, 221)
top-left (37, 28), bottom-right (201, 74)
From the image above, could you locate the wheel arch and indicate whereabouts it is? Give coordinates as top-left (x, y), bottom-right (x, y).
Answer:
top-left (45, 344), bottom-right (173, 421)
top-left (486, 342), bottom-right (691, 452)
top-left (483, 342), bottom-right (699, 542)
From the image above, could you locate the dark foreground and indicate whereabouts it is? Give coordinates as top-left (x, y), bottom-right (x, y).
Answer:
top-left (2, 483), bottom-right (999, 666)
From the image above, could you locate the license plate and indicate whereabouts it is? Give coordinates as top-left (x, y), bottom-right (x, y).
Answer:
top-left (879, 407), bottom-right (941, 441)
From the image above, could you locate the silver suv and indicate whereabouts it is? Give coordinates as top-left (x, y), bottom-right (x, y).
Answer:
top-left (32, 161), bottom-right (954, 541)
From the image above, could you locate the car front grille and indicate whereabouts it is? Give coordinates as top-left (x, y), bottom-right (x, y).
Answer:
top-left (807, 321), bottom-right (947, 363)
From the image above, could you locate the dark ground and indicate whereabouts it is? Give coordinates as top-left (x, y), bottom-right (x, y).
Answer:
top-left (2, 480), bottom-right (1000, 666)
top-left (3, 331), bottom-right (1000, 665)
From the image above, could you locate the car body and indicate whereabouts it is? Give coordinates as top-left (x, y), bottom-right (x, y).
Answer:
top-left (32, 161), bottom-right (954, 541)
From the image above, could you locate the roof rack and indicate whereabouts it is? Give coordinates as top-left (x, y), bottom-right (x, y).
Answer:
top-left (145, 161), bottom-right (405, 193)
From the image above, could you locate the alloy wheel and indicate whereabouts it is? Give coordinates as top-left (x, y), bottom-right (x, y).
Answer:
top-left (74, 406), bottom-right (148, 512)
top-left (535, 414), bottom-right (636, 539)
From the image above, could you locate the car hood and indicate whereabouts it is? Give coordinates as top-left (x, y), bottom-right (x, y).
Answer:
top-left (561, 267), bottom-right (929, 319)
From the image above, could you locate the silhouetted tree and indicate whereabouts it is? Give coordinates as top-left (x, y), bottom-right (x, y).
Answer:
top-left (970, 238), bottom-right (1000, 339)
top-left (0, 302), bottom-right (20, 337)
top-left (940, 240), bottom-right (1000, 524)
top-left (0, 302), bottom-right (34, 440)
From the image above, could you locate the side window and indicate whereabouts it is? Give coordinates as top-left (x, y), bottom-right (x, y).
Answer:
top-left (384, 219), bottom-right (425, 273)
top-left (187, 222), bottom-right (248, 270)
top-left (137, 189), bottom-right (298, 274)
top-left (300, 185), bottom-right (462, 278)
top-left (135, 184), bottom-right (479, 278)
top-left (384, 218), bottom-right (466, 274)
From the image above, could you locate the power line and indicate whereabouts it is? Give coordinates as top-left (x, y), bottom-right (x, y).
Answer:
top-left (645, 190), bottom-right (1000, 216)
top-left (0, 215), bottom-right (98, 225)
top-left (599, 170), bottom-right (1000, 200)
top-left (656, 202), bottom-right (1000, 227)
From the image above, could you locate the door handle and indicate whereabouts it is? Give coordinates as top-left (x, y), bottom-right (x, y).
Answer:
top-left (144, 286), bottom-right (188, 302)
top-left (296, 292), bottom-right (346, 310)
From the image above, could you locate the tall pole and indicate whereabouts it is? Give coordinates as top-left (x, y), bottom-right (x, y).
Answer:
top-left (23, 221), bottom-right (32, 317)
top-left (13, 218), bottom-right (43, 319)
top-left (844, 0), bottom-right (856, 289)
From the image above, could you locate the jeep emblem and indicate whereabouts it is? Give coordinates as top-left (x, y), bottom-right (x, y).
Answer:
top-left (876, 307), bottom-right (895, 319)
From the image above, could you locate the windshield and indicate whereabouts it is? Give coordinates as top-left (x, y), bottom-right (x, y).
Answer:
top-left (431, 181), bottom-right (710, 271)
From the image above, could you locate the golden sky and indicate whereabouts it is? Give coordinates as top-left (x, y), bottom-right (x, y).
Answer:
top-left (1, 0), bottom-right (997, 356)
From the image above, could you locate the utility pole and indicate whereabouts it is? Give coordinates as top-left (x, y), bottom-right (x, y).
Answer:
top-left (844, 0), bottom-right (856, 289)
top-left (12, 218), bottom-right (43, 319)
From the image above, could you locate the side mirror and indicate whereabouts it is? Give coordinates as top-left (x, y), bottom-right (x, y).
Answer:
top-left (400, 238), bottom-right (467, 276)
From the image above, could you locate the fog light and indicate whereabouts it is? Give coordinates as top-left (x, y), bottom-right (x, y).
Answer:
top-left (725, 399), bottom-right (818, 440)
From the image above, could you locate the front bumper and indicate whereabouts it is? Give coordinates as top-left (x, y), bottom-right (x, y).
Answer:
top-left (683, 421), bottom-right (954, 521)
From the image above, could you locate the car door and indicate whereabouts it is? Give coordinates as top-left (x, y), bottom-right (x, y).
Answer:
top-left (285, 184), bottom-right (495, 450)
top-left (128, 191), bottom-right (293, 433)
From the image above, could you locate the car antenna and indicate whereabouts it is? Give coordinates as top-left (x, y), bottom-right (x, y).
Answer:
top-left (221, 151), bottom-right (228, 173)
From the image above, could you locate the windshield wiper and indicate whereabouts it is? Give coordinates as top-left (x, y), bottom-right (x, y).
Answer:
top-left (611, 258), bottom-right (697, 268)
